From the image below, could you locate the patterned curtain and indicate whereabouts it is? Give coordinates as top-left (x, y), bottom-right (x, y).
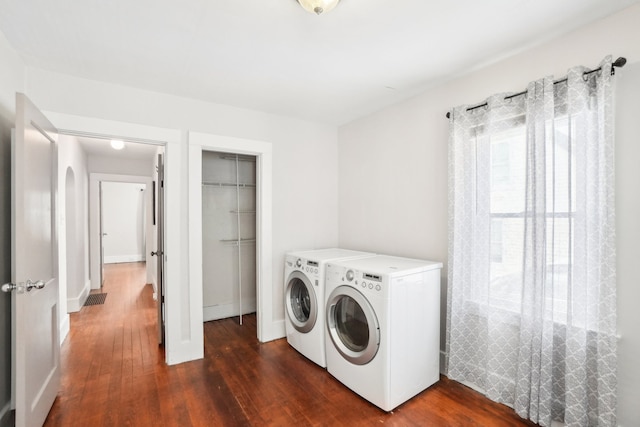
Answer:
top-left (446, 56), bottom-right (617, 426)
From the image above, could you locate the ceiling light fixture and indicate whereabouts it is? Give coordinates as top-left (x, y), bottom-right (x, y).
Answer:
top-left (297, 0), bottom-right (340, 15)
top-left (110, 139), bottom-right (125, 150)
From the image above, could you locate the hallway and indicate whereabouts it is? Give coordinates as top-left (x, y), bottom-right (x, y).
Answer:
top-left (45, 262), bottom-right (164, 425)
top-left (44, 262), bottom-right (537, 426)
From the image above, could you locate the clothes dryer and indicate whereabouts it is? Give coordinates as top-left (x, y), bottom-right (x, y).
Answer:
top-left (284, 248), bottom-right (375, 367)
top-left (324, 255), bottom-right (443, 411)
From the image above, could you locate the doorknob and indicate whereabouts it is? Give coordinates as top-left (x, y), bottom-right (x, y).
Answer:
top-left (2, 280), bottom-right (45, 293)
top-left (26, 280), bottom-right (46, 292)
top-left (151, 251), bottom-right (163, 256)
top-left (1, 283), bottom-right (17, 293)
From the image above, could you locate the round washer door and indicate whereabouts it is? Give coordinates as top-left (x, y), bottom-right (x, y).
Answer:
top-left (285, 271), bottom-right (317, 333)
top-left (326, 285), bottom-right (380, 365)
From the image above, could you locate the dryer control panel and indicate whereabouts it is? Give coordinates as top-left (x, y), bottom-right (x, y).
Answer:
top-left (331, 266), bottom-right (384, 293)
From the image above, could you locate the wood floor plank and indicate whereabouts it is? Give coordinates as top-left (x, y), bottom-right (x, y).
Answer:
top-left (45, 262), bottom-right (539, 427)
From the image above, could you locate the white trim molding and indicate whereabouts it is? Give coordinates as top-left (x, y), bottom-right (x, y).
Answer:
top-left (66, 280), bottom-right (90, 313)
top-left (88, 173), bottom-right (154, 291)
top-left (188, 132), bottom-right (275, 343)
top-left (43, 112), bottom-right (197, 365)
top-left (203, 298), bottom-right (257, 322)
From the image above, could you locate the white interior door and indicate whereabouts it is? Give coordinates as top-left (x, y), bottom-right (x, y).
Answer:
top-left (99, 181), bottom-right (105, 287)
top-left (155, 154), bottom-right (165, 345)
top-left (9, 93), bottom-right (60, 427)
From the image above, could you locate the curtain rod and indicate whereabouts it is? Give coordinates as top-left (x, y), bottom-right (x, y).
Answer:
top-left (445, 57), bottom-right (627, 119)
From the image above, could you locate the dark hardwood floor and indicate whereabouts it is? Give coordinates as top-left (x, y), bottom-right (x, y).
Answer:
top-left (44, 262), bottom-right (538, 426)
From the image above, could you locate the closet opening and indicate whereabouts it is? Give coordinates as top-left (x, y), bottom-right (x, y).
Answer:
top-left (202, 151), bottom-right (257, 326)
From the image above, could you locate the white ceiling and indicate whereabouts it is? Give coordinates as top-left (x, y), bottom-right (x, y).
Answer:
top-left (0, 0), bottom-right (637, 125)
top-left (73, 135), bottom-right (160, 161)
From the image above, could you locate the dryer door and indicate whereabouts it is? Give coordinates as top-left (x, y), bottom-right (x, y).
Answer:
top-left (326, 285), bottom-right (380, 365)
top-left (285, 271), bottom-right (317, 333)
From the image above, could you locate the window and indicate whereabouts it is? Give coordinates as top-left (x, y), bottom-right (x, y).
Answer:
top-left (447, 60), bottom-right (618, 425)
top-left (485, 118), bottom-right (574, 323)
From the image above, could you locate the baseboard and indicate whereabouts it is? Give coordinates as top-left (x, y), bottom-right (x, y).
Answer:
top-left (203, 303), bottom-right (285, 344)
top-left (104, 254), bottom-right (145, 264)
top-left (259, 318), bottom-right (285, 343)
top-left (67, 280), bottom-right (91, 312)
top-left (59, 313), bottom-right (70, 345)
top-left (203, 298), bottom-right (257, 322)
top-left (166, 341), bottom-right (204, 366)
top-left (164, 315), bottom-right (285, 366)
top-left (440, 350), bottom-right (447, 375)
top-left (0, 401), bottom-right (11, 427)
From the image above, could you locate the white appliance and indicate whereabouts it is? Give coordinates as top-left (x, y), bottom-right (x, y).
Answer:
top-left (284, 248), bottom-right (375, 367)
top-left (324, 255), bottom-right (443, 411)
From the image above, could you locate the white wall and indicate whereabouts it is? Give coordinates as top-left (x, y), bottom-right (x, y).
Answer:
top-left (101, 182), bottom-right (147, 264)
top-left (337, 4), bottom-right (640, 425)
top-left (0, 29), bottom-right (24, 427)
top-left (57, 134), bottom-right (90, 319)
top-left (88, 154), bottom-right (155, 177)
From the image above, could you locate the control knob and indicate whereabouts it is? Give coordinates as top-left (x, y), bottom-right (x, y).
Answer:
top-left (345, 270), bottom-right (355, 281)
top-left (296, 258), bottom-right (302, 268)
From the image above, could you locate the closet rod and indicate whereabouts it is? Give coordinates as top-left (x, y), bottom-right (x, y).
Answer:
top-left (219, 154), bottom-right (256, 162)
top-left (219, 238), bottom-right (256, 245)
top-left (202, 182), bottom-right (256, 188)
top-left (444, 57), bottom-right (626, 119)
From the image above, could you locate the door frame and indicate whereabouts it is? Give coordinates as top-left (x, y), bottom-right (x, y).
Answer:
top-left (43, 111), bottom-right (198, 364)
top-left (188, 132), bottom-right (277, 343)
top-left (89, 175), bottom-right (154, 290)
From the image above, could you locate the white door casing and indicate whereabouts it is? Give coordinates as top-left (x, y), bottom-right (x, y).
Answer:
top-left (88, 174), bottom-right (153, 290)
top-left (155, 154), bottom-right (165, 345)
top-left (46, 111), bottom-right (191, 364)
top-left (188, 132), bottom-right (277, 343)
top-left (11, 93), bottom-right (61, 427)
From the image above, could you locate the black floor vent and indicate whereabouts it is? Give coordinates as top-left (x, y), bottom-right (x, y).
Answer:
top-left (84, 293), bottom-right (107, 306)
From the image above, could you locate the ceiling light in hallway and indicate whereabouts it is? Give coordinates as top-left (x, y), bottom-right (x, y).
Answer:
top-left (110, 139), bottom-right (125, 150)
top-left (297, 0), bottom-right (340, 15)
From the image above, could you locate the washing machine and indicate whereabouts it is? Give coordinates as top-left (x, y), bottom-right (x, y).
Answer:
top-left (284, 248), bottom-right (375, 367)
top-left (324, 255), bottom-right (443, 411)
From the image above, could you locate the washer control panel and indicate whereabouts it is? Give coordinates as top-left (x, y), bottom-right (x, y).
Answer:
top-left (287, 257), bottom-right (320, 277)
top-left (304, 260), bottom-right (320, 275)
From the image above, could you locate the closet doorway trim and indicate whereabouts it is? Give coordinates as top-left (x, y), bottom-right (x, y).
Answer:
top-left (188, 132), bottom-right (275, 342)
